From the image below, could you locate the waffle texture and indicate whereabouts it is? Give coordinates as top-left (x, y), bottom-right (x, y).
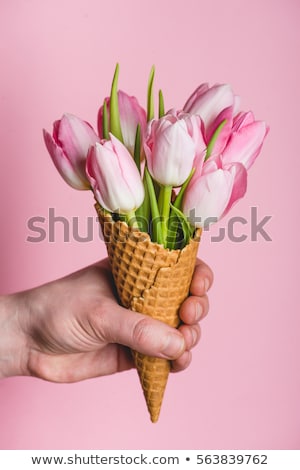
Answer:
top-left (96, 204), bottom-right (201, 422)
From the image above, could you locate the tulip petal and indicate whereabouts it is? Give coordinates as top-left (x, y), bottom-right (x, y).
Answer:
top-left (202, 159), bottom-right (219, 174)
top-left (118, 91), bottom-right (147, 155)
top-left (110, 134), bottom-right (144, 206)
top-left (184, 113), bottom-right (207, 158)
top-left (43, 129), bottom-right (89, 189)
top-left (222, 121), bottom-right (268, 170)
top-left (183, 83), bottom-right (209, 113)
top-left (147, 118), bottom-right (196, 186)
top-left (222, 163), bottom-right (248, 217)
top-left (184, 84), bottom-right (234, 129)
top-left (205, 106), bottom-right (234, 156)
top-left (182, 168), bottom-right (234, 227)
top-left (58, 114), bottom-right (99, 171)
top-left (87, 143), bottom-right (133, 213)
top-left (86, 138), bottom-right (144, 214)
top-left (233, 111), bottom-right (254, 131)
top-left (192, 150), bottom-right (206, 178)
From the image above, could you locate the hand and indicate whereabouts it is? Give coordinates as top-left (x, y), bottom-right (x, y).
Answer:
top-left (0, 258), bottom-right (213, 382)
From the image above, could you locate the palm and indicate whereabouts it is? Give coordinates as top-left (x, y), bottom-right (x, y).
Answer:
top-left (26, 260), bottom-right (134, 381)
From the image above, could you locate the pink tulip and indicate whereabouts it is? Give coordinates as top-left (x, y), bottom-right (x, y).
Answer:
top-left (221, 112), bottom-right (269, 170)
top-left (97, 90), bottom-right (147, 155)
top-left (183, 83), bottom-right (239, 159)
top-left (165, 109), bottom-right (206, 178)
top-left (222, 162), bottom-right (248, 216)
top-left (182, 160), bottom-right (247, 227)
top-left (86, 134), bottom-right (144, 214)
top-left (183, 84), bottom-right (268, 170)
top-left (183, 83), bottom-right (240, 129)
top-left (43, 113), bottom-right (100, 189)
top-left (144, 114), bottom-right (196, 186)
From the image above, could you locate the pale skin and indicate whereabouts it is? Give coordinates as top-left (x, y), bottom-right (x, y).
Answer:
top-left (0, 258), bottom-right (213, 382)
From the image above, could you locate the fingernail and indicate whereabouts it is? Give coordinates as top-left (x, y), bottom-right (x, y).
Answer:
top-left (161, 332), bottom-right (185, 359)
top-left (195, 302), bottom-right (203, 321)
top-left (191, 328), bottom-right (198, 345)
top-left (204, 278), bottom-right (210, 292)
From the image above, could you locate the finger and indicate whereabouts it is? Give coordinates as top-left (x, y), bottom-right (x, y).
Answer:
top-left (91, 302), bottom-right (186, 360)
top-left (29, 346), bottom-right (135, 383)
top-left (171, 350), bottom-right (192, 372)
top-left (190, 258), bottom-right (214, 296)
top-left (179, 294), bottom-right (209, 324)
top-left (178, 324), bottom-right (201, 351)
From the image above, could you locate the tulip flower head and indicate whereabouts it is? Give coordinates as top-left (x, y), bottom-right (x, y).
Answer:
top-left (98, 90), bottom-right (147, 156)
top-left (184, 83), bottom-right (240, 129)
top-left (182, 161), bottom-right (247, 228)
top-left (144, 114), bottom-right (196, 187)
top-left (86, 135), bottom-right (144, 214)
top-left (43, 113), bottom-right (100, 189)
top-left (221, 112), bottom-right (269, 170)
top-left (183, 84), bottom-right (268, 168)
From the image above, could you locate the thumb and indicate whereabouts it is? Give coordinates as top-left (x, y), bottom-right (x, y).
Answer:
top-left (94, 302), bottom-right (186, 359)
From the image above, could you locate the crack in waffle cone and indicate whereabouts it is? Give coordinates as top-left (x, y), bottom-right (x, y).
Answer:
top-left (95, 204), bottom-right (201, 422)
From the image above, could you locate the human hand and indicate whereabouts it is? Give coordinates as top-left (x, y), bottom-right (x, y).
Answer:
top-left (0, 258), bottom-right (213, 382)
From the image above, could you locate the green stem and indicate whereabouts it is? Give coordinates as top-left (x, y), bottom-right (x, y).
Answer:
top-left (125, 210), bottom-right (139, 229)
top-left (158, 184), bottom-right (164, 215)
top-left (145, 167), bottom-right (162, 244)
top-left (159, 185), bottom-right (172, 247)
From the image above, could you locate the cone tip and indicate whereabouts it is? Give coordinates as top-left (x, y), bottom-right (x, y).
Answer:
top-left (150, 409), bottom-right (160, 423)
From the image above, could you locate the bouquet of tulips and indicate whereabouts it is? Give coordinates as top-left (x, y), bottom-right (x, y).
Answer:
top-left (44, 65), bottom-right (268, 422)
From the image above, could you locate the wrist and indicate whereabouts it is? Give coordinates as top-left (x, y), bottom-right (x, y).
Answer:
top-left (0, 293), bottom-right (29, 379)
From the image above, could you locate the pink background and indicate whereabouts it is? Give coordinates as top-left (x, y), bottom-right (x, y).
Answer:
top-left (0, 0), bottom-right (299, 450)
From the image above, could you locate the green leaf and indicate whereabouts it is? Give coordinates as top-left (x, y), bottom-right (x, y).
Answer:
top-left (109, 63), bottom-right (124, 142)
top-left (167, 169), bottom-right (195, 249)
top-left (173, 167), bottom-right (195, 210)
top-left (205, 119), bottom-right (227, 161)
top-left (169, 203), bottom-right (193, 248)
top-left (158, 89), bottom-right (165, 118)
top-left (133, 124), bottom-right (141, 171)
top-left (102, 100), bottom-right (109, 140)
top-left (166, 211), bottom-right (179, 250)
top-left (147, 66), bottom-right (155, 122)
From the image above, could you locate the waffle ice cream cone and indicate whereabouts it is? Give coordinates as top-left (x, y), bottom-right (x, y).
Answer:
top-left (96, 204), bottom-right (201, 422)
